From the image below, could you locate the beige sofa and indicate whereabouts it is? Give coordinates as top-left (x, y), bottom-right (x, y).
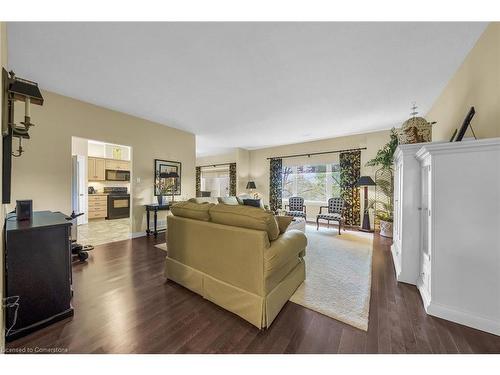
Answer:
top-left (165, 202), bottom-right (307, 329)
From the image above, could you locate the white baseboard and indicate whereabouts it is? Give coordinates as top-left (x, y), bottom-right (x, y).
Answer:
top-left (390, 245), bottom-right (400, 277)
top-left (131, 231), bottom-right (146, 239)
top-left (427, 302), bottom-right (500, 336)
top-left (417, 282), bottom-right (431, 311)
top-left (417, 286), bottom-right (500, 336)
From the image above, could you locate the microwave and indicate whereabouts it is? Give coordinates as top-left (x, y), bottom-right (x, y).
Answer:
top-left (106, 169), bottom-right (130, 181)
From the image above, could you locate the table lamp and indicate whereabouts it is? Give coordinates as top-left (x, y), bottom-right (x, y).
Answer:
top-left (246, 181), bottom-right (257, 198)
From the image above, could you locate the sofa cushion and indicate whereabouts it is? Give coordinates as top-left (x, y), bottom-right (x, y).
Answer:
top-left (209, 204), bottom-right (280, 241)
top-left (217, 196), bottom-right (240, 205)
top-left (275, 215), bottom-right (294, 234)
top-left (170, 201), bottom-right (214, 221)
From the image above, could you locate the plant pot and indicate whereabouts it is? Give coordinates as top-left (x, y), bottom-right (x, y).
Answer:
top-left (379, 219), bottom-right (393, 238)
top-left (157, 195), bottom-right (163, 206)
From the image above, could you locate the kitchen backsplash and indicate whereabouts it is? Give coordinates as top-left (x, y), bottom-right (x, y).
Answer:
top-left (89, 180), bottom-right (130, 193)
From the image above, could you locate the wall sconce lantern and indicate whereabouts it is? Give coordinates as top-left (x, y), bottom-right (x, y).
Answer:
top-left (2, 68), bottom-right (44, 203)
top-left (2, 68), bottom-right (44, 156)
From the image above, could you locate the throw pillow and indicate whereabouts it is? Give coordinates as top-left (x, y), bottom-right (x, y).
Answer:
top-left (242, 199), bottom-right (261, 208)
top-left (217, 196), bottom-right (239, 205)
top-left (275, 215), bottom-right (294, 234)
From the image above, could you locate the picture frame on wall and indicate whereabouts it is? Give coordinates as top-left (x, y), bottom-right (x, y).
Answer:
top-left (154, 159), bottom-right (182, 196)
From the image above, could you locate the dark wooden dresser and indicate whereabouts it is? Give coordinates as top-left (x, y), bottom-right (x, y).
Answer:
top-left (4, 211), bottom-right (74, 341)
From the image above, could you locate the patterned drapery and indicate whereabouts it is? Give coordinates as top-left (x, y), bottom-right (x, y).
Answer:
top-left (195, 167), bottom-right (201, 197)
top-left (229, 163), bottom-right (237, 196)
top-left (269, 158), bottom-right (283, 212)
top-left (340, 150), bottom-right (361, 226)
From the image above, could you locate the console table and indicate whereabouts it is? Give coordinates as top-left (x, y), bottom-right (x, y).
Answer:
top-left (145, 203), bottom-right (170, 236)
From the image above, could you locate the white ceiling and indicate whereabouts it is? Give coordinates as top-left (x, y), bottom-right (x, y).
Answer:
top-left (7, 22), bottom-right (486, 156)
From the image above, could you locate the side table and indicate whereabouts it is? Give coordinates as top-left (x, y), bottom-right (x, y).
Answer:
top-left (145, 204), bottom-right (170, 236)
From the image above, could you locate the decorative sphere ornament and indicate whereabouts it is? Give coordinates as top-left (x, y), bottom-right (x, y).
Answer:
top-left (397, 103), bottom-right (434, 144)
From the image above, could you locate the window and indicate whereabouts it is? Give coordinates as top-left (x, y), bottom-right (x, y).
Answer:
top-left (282, 164), bottom-right (340, 202)
top-left (201, 167), bottom-right (230, 197)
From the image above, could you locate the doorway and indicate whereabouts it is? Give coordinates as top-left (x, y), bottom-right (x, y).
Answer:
top-left (71, 136), bottom-right (133, 246)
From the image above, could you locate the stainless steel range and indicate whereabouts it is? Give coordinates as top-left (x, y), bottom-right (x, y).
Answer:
top-left (104, 187), bottom-right (130, 219)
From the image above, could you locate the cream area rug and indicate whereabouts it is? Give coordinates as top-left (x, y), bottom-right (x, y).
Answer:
top-left (290, 226), bottom-right (373, 331)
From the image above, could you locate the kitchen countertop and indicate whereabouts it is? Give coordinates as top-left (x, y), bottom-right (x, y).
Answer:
top-left (88, 193), bottom-right (108, 196)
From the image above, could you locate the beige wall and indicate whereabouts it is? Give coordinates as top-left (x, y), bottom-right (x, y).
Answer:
top-left (427, 23), bottom-right (500, 141)
top-left (249, 130), bottom-right (391, 221)
top-left (0, 21), bottom-right (7, 354)
top-left (11, 90), bottom-right (196, 235)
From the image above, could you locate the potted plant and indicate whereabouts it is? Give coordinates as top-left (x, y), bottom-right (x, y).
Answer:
top-left (365, 128), bottom-right (399, 238)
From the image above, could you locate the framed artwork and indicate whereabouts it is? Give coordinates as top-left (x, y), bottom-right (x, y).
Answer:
top-left (154, 159), bottom-right (182, 196)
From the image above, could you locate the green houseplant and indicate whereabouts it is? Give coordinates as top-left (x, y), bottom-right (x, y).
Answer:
top-left (365, 128), bottom-right (399, 237)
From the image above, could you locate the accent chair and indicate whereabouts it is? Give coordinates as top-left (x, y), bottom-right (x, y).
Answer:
top-left (285, 196), bottom-right (306, 218)
top-left (316, 197), bottom-right (345, 234)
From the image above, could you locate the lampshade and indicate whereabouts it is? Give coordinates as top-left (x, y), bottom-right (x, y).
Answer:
top-left (160, 171), bottom-right (179, 178)
top-left (246, 181), bottom-right (256, 189)
top-left (9, 76), bottom-right (44, 105)
top-left (356, 176), bottom-right (376, 187)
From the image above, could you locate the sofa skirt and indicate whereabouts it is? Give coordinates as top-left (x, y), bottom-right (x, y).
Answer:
top-left (164, 256), bottom-right (305, 329)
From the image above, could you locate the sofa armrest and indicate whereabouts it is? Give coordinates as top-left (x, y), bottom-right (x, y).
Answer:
top-left (265, 230), bottom-right (307, 265)
top-left (263, 230), bottom-right (307, 293)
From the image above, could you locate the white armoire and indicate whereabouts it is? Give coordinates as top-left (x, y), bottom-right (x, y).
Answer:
top-left (415, 138), bottom-right (500, 335)
top-left (392, 143), bottom-right (428, 285)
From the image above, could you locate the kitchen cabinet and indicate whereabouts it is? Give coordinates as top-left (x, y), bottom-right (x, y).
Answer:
top-left (88, 157), bottom-right (105, 181)
top-left (105, 159), bottom-right (130, 171)
top-left (88, 194), bottom-right (108, 219)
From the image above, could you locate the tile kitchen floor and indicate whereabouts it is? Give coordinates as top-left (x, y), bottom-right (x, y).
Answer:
top-left (77, 218), bottom-right (132, 246)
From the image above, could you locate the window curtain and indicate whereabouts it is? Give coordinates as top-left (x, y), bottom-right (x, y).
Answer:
top-left (195, 166), bottom-right (201, 197)
top-left (229, 163), bottom-right (237, 196)
top-left (339, 150), bottom-right (361, 226)
top-left (269, 158), bottom-right (283, 212)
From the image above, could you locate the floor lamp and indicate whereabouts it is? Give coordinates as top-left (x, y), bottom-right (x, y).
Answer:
top-left (356, 176), bottom-right (376, 232)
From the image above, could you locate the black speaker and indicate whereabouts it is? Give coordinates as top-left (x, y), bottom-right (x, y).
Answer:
top-left (16, 200), bottom-right (33, 221)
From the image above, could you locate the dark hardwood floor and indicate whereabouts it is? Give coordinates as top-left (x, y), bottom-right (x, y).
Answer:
top-left (6, 226), bottom-right (500, 354)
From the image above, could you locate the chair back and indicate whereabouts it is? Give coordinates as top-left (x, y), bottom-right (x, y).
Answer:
top-left (328, 198), bottom-right (344, 214)
top-left (288, 197), bottom-right (304, 211)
